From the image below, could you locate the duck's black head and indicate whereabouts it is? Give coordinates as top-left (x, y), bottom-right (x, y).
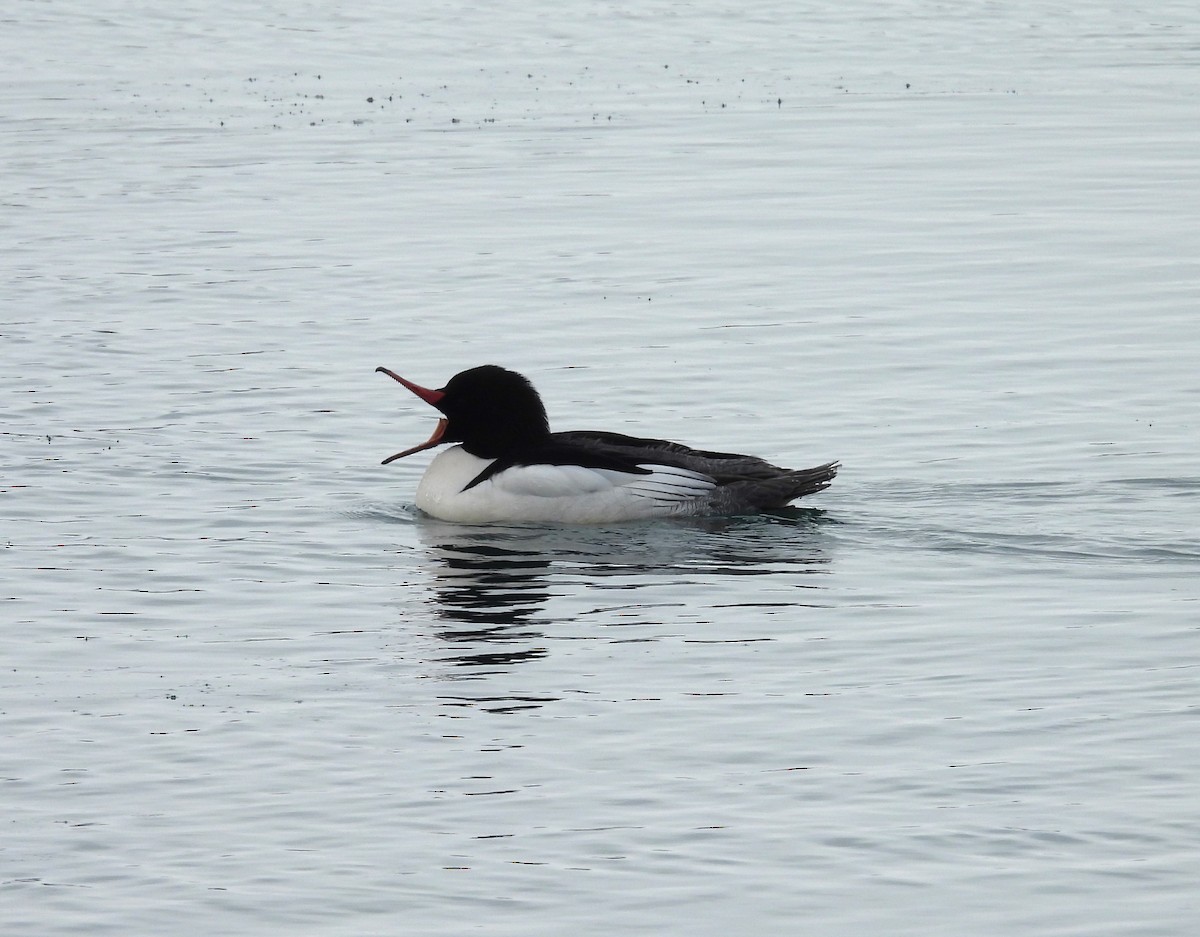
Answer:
top-left (376, 364), bottom-right (551, 463)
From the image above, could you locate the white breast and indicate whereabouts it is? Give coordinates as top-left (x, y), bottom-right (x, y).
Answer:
top-left (413, 445), bottom-right (717, 523)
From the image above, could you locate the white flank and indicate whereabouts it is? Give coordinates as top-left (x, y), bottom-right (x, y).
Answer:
top-left (414, 445), bottom-right (717, 523)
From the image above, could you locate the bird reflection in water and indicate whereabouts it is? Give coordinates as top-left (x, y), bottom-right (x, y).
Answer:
top-left (417, 524), bottom-right (560, 713)
top-left (413, 511), bottom-right (834, 713)
top-left (428, 540), bottom-right (553, 662)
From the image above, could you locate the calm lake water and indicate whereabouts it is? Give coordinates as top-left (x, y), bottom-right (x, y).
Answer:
top-left (4, 2), bottom-right (1199, 935)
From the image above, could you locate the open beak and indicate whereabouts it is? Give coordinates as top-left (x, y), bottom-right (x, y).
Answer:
top-left (380, 417), bottom-right (448, 464)
top-left (376, 366), bottom-right (449, 464)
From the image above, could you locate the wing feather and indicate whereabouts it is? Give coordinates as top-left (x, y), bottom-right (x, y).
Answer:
top-left (624, 463), bottom-right (717, 503)
top-left (487, 461), bottom-right (716, 506)
top-left (490, 463), bottom-right (643, 498)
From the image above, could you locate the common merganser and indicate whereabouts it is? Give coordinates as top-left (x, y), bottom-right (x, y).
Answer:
top-left (376, 364), bottom-right (838, 524)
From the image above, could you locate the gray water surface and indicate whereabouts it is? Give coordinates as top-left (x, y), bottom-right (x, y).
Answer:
top-left (4, 2), bottom-right (1199, 935)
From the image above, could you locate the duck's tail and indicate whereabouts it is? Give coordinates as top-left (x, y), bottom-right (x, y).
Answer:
top-left (713, 461), bottom-right (839, 513)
